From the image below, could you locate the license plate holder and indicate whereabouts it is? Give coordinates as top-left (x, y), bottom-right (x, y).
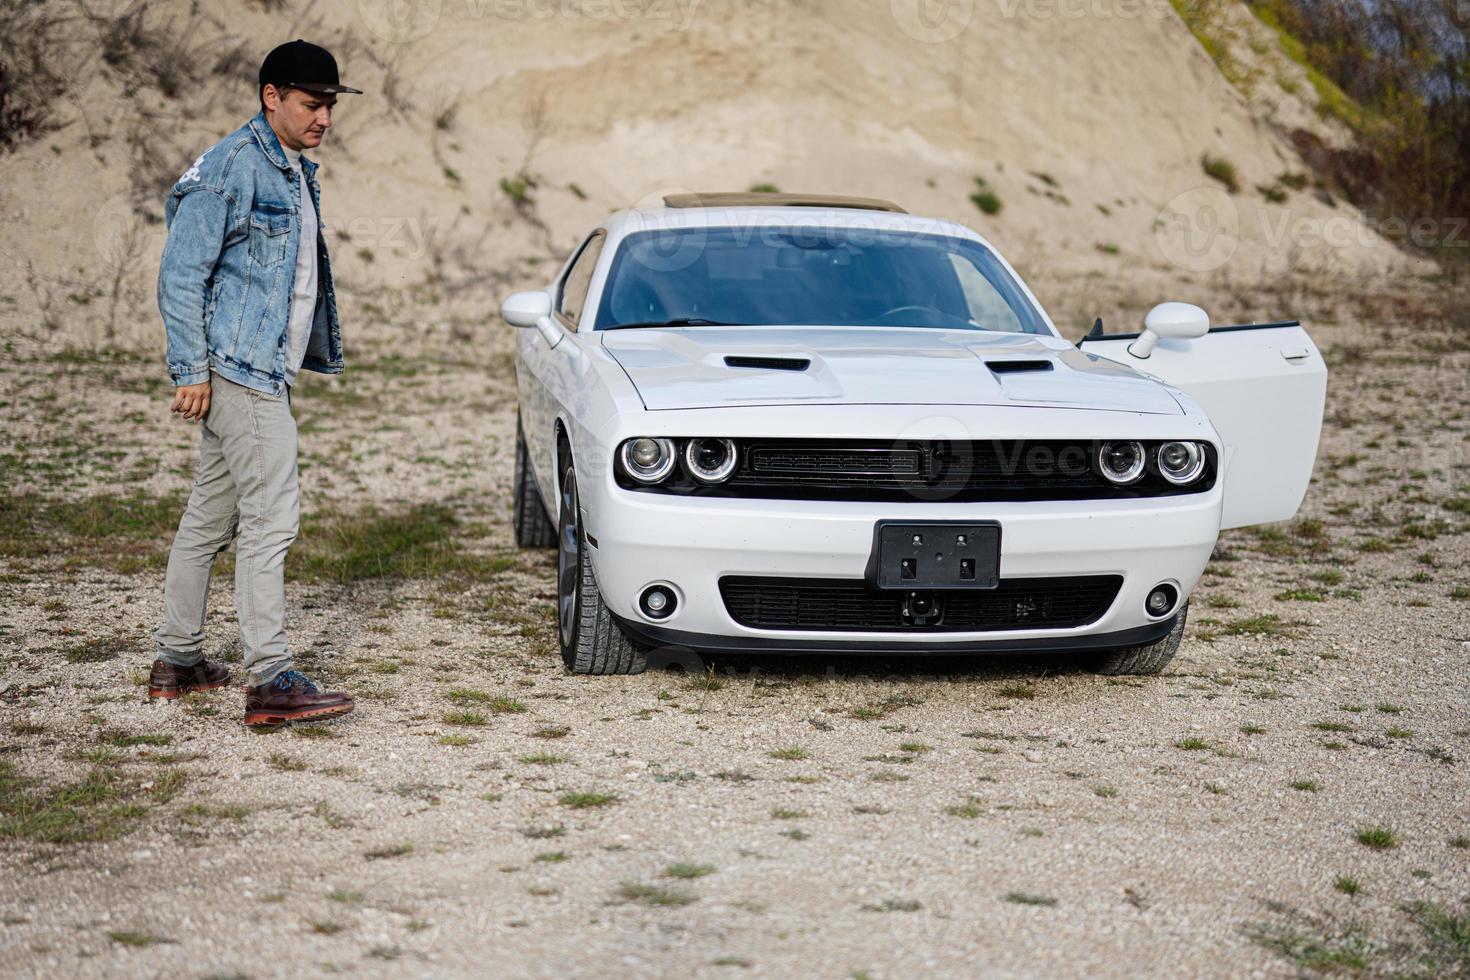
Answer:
top-left (868, 521), bottom-right (1001, 590)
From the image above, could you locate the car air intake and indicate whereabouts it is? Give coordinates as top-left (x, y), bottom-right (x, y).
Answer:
top-left (723, 355), bottom-right (811, 371)
top-left (986, 360), bottom-right (1053, 374)
top-left (719, 575), bottom-right (1122, 632)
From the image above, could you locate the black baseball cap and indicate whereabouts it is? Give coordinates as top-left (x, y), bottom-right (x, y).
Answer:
top-left (259, 39), bottom-right (362, 96)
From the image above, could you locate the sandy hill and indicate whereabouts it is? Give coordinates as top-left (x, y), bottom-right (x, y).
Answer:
top-left (0, 0), bottom-right (1424, 354)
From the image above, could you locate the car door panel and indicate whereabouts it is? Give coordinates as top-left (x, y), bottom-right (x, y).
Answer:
top-left (1080, 323), bottom-right (1327, 529)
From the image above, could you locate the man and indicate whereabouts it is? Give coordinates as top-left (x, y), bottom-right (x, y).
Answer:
top-left (149, 40), bottom-right (360, 728)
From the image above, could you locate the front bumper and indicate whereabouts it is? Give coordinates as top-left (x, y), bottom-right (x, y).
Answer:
top-left (584, 482), bottom-right (1223, 652)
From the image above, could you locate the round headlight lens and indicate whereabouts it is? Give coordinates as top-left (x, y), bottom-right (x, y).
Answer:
top-left (620, 437), bottom-right (676, 484)
top-left (1097, 441), bottom-right (1146, 485)
top-left (684, 437), bottom-right (738, 484)
top-left (1157, 441), bottom-right (1206, 485)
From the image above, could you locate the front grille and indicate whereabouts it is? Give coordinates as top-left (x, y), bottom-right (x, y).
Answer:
top-left (617, 439), bottom-right (1216, 502)
top-left (720, 575), bottom-right (1123, 632)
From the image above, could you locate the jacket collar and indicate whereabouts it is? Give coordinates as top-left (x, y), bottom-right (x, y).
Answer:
top-left (247, 110), bottom-right (318, 179)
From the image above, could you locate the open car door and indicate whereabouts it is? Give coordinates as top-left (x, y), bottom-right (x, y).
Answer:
top-left (1079, 321), bottom-right (1327, 529)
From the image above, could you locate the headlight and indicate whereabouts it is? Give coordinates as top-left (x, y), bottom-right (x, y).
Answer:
top-left (1156, 441), bottom-right (1206, 485)
top-left (1096, 441), bottom-right (1146, 485)
top-left (619, 437), bottom-right (676, 484)
top-left (684, 437), bottom-right (738, 484)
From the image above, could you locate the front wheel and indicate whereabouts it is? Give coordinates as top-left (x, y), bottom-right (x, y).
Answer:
top-left (1088, 602), bottom-right (1188, 676)
top-left (513, 419), bottom-right (557, 548)
top-left (556, 458), bottom-right (647, 675)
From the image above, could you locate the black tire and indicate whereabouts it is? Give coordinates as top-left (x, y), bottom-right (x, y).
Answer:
top-left (513, 419), bottom-right (557, 548)
top-left (556, 458), bottom-right (647, 675)
top-left (1089, 602), bottom-right (1188, 676)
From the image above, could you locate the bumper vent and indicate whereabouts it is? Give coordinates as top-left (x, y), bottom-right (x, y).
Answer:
top-left (720, 576), bottom-right (1123, 632)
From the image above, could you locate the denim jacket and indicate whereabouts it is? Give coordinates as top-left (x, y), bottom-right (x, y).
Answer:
top-left (158, 111), bottom-right (343, 395)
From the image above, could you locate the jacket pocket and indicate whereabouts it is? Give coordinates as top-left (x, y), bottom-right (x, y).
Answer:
top-left (247, 206), bottom-right (291, 269)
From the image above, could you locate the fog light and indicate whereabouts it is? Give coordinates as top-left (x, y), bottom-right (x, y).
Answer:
top-left (639, 585), bottom-right (677, 620)
top-left (1146, 584), bottom-right (1178, 617)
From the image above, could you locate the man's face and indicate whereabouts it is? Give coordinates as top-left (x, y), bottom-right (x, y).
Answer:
top-left (262, 85), bottom-right (336, 151)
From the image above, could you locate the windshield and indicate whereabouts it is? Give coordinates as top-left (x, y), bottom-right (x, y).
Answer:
top-left (594, 225), bottom-right (1049, 334)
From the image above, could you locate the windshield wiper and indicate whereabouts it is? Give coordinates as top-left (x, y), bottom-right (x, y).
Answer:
top-left (604, 317), bottom-right (743, 330)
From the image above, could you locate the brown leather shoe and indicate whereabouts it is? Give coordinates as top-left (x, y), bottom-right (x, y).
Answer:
top-left (244, 670), bottom-right (353, 728)
top-left (148, 658), bottom-right (232, 699)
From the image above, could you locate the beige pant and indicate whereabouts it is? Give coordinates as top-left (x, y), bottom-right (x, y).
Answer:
top-left (154, 372), bottom-right (300, 687)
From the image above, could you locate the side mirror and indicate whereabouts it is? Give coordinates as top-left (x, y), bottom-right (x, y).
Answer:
top-left (501, 290), bottom-right (553, 328)
top-left (1129, 302), bottom-right (1210, 358)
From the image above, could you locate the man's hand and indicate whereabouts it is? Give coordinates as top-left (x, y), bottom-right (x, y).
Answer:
top-left (170, 380), bottom-right (212, 422)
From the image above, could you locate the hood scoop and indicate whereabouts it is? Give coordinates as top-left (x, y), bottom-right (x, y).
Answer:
top-left (986, 359), bottom-right (1053, 374)
top-left (724, 355), bottom-right (811, 372)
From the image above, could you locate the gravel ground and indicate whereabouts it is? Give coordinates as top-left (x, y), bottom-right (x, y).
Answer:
top-left (1, 300), bottom-right (1467, 979)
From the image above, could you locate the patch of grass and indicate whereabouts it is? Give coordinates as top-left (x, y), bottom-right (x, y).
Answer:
top-left (364, 843), bottom-right (414, 860)
top-left (291, 725), bottom-right (339, 740)
top-left (519, 752), bottom-right (566, 766)
top-left (618, 881), bottom-right (695, 907)
top-left (443, 710), bottom-right (487, 727)
top-left (1290, 779), bottom-right (1320, 792)
top-left (944, 801), bottom-right (984, 819)
top-left (559, 791), bottom-right (617, 809)
top-left (768, 746), bottom-right (807, 761)
top-left (531, 725), bottom-right (571, 739)
top-left (268, 752), bottom-right (306, 772)
top-left (969, 176), bottom-right (1002, 215)
top-left (1002, 892), bottom-right (1057, 907)
top-left (1386, 726), bottom-right (1413, 739)
top-left (0, 763), bottom-right (146, 843)
top-left (1201, 154), bottom-right (1240, 193)
top-left (996, 682), bottom-right (1036, 700)
top-left (1333, 875), bottom-right (1361, 896)
top-left (101, 731), bottom-right (171, 748)
top-left (1355, 826), bottom-right (1398, 850)
top-left (293, 503), bottom-right (508, 584)
top-left (438, 733), bottom-right (473, 746)
top-left (108, 930), bottom-right (165, 947)
top-left (1275, 588), bottom-right (1325, 602)
top-left (1223, 614), bottom-right (1299, 638)
top-left (1246, 919), bottom-right (1375, 973)
top-left (1093, 785), bottom-right (1119, 798)
top-left (1311, 721), bottom-right (1356, 733)
top-left (1176, 737), bottom-right (1210, 751)
top-left (898, 742), bottom-right (931, 754)
top-left (534, 851), bottom-right (568, 863)
top-left (771, 808), bottom-right (807, 820)
top-left (1240, 723), bottom-right (1267, 735)
top-left (664, 863), bottom-right (716, 879)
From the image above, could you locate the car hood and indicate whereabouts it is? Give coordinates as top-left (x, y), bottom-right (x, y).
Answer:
top-left (602, 326), bottom-right (1181, 414)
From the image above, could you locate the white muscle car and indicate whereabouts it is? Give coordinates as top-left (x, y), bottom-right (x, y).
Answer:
top-left (502, 193), bottom-right (1327, 676)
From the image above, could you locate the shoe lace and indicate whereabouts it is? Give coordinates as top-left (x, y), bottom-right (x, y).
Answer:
top-left (272, 670), bottom-right (318, 694)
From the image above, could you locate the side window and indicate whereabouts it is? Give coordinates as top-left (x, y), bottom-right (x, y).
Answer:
top-left (557, 233), bottom-right (605, 330)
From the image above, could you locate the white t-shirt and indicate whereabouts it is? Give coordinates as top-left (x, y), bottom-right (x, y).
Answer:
top-left (281, 146), bottom-right (319, 389)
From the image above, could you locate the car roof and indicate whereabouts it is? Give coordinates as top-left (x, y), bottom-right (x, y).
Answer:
top-left (600, 202), bottom-right (991, 250)
top-left (662, 192), bottom-right (908, 213)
